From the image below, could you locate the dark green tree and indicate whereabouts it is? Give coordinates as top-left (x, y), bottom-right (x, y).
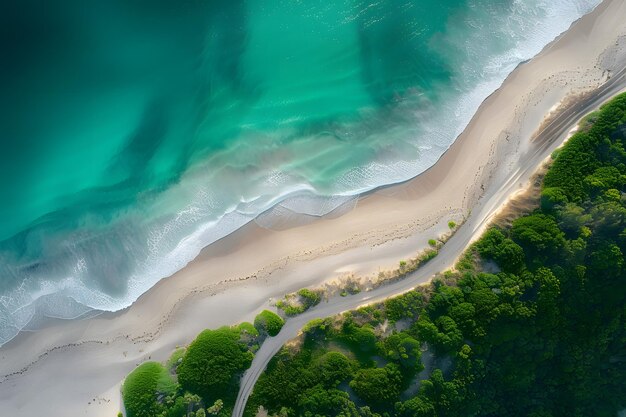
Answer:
top-left (177, 328), bottom-right (253, 402)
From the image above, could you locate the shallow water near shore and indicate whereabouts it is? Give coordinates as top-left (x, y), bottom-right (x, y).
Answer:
top-left (0, 0), bottom-right (600, 345)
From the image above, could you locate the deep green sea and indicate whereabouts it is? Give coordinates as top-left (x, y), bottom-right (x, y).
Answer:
top-left (0, 0), bottom-right (600, 344)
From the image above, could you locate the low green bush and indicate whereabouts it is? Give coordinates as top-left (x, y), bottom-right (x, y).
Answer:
top-left (122, 362), bottom-right (176, 417)
top-left (177, 327), bottom-right (254, 403)
top-left (237, 321), bottom-right (260, 338)
top-left (254, 310), bottom-right (285, 336)
top-left (297, 288), bottom-right (321, 307)
top-left (276, 300), bottom-right (305, 316)
top-left (166, 348), bottom-right (186, 372)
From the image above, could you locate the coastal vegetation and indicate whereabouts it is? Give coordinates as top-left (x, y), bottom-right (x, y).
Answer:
top-left (254, 310), bottom-right (285, 337)
top-left (122, 324), bottom-right (260, 417)
top-left (276, 288), bottom-right (324, 316)
top-left (122, 362), bottom-right (177, 417)
top-left (122, 94), bottom-right (626, 417)
top-left (177, 327), bottom-right (254, 404)
top-left (275, 240), bottom-right (447, 318)
top-left (243, 93), bottom-right (626, 416)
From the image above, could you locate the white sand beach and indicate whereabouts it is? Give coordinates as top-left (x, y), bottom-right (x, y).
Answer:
top-left (1, 1), bottom-right (626, 415)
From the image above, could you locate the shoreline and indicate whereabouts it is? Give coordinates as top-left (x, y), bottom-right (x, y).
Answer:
top-left (0, 2), bottom-right (600, 337)
top-left (1, 0), bottom-right (626, 415)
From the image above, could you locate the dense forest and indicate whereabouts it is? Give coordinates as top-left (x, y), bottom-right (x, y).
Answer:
top-left (122, 93), bottom-right (626, 417)
top-left (243, 94), bottom-right (626, 417)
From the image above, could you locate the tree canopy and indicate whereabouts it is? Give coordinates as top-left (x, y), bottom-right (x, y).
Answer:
top-left (177, 327), bottom-right (254, 402)
top-left (122, 362), bottom-right (176, 417)
top-left (243, 92), bottom-right (626, 417)
top-left (254, 310), bottom-right (285, 337)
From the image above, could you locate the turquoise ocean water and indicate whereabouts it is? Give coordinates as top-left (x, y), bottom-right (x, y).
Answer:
top-left (0, 0), bottom-right (600, 345)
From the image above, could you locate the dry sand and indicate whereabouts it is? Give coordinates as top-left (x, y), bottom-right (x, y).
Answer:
top-left (1, 1), bottom-right (626, 415)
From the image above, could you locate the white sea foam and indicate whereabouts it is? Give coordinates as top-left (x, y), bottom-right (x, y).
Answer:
top-left (0, 0), bottom-right (602, 346)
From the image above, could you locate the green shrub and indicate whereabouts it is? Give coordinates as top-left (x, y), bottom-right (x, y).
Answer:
top-left (297, 387), bottom-right (358, 416)
top-left (166, 347), bottom-right (186, 372)
top-left (177, 327), bottom-right (254, 402)
top-left (511, 213), bottom-right (565, 253)
top-left (303, 318), bottom-right (327, 333)
top-left (276, 300), bottom-right (305, 316)
top-left (428, 239), bottom-right (438, 247)
top-left (475, 228), bottom-right (526, 273)
top-left (448, 221), bottom-right (457, 229)
top-left (420, 249), bottom-right (438, 263)
top-left (297, 288), bottom-right (322, 307)
top-left (276, 289), bottom-right (324, 316)
top-left (316, 352), bottom-right (355, 387)
top-left (254, 310), bottom-right (285, 336)
top-left (340, 322), bottom-right (377, 352)
top-left (207, 399), bottom-right (224, 415)
top-left (238, 321), bottom-right (260, 337)
top-left (384, 290), bottom-right (424, 322)
top-left (122, 362), bottom-right (176, 417)
top-left (349, 364), bottom-right (403, 404)
top-left (541, 187), bottom-right (568, 211)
